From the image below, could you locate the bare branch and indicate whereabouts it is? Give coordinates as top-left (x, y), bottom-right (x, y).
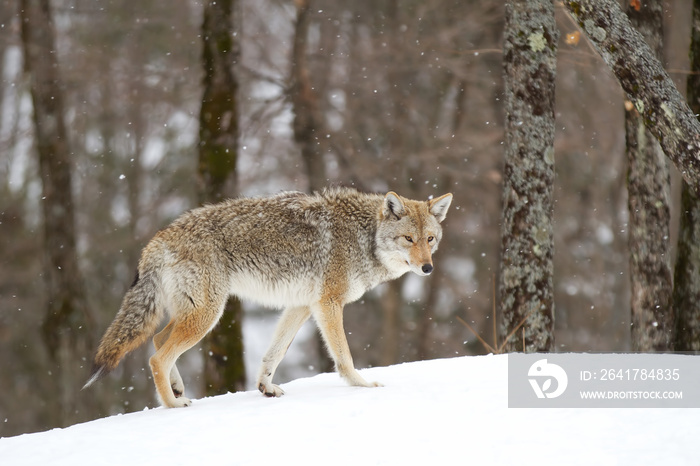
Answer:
top-left (563, 0), bottom-right (700, 192)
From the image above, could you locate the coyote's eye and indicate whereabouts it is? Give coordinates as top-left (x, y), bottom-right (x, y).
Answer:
top-left (427, 236), bottom-right (434, 243)
top-left (404, 235), bottom-right (413, 243)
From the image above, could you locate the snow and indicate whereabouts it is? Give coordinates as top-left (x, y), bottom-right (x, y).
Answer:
top-left (1, 355), bottom-right (698, 465)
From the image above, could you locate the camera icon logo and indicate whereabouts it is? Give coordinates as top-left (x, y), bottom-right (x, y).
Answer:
top-left (528, 359), bottom-right (568, 399)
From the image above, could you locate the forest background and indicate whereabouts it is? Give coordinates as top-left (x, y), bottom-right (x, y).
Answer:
top-left (0, 0), bottom-right (696, 437)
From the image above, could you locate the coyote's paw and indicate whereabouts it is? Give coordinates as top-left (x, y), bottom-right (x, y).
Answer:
top-left (172, 381), bottom-right (185, 398)
top-left (343, 369), bottom-right (384, 389)
top-left (258, 382), bottom-right (285, 398)
top-left (168, 396), bottom-right (192, 408)
top-left (354, 380), bottom-right (383, 388)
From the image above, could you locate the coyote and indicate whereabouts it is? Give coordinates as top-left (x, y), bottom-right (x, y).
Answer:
top-left (83, 187), bottom-right (452, 407)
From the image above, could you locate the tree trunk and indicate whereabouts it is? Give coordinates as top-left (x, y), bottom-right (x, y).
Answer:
top-left (498, 0), bottom-right (558, 353)
top-left (625, 1), bottom-right (673, 351)
top-left (563, 0), bottom-right (700, 193)
top-left (380, 280), bottom-right (401, 365)
top-left (673, 0), bottom-right (700, 351)
top-left (199, 0), bottom-right (246, 395)
top-left (291, 0), bottom-right (327, 192)
top-left (376, 0), bottom-right (415, 365)
top-left (19, 0), bottom-right (93, 426)
top-left (290, 0), bottom-right (334, 373)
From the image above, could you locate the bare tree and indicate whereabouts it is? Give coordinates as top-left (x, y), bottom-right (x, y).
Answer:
top-left (199, 0), bottom-right (246, 394)
top-left (19, 0), bottom-right (93, 425)
top-left (624, 0), bottom-right (673, 351)
top-left (288, 0), bottom-right (337, 373)
top-left (290, 0), bottom-right (327, 192)
top-left (673, 0), bottom-right (700, 352)
top-left (498, 0), bottom-right (558, 352)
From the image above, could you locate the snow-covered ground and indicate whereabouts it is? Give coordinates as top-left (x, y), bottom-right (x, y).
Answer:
top-left (1, 355), bottom-right (697, 465)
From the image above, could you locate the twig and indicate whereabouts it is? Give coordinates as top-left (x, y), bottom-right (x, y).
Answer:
top-left (458, 304), bottom-right (535, 354)
top-left (456, 316), bottom-right (496, 354)
top-left (492, 273), bottom-right (497, 350)
top-left (498, 309), bottom-right (534, 353)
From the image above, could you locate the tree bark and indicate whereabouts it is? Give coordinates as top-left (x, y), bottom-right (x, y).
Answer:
top-left (563, 0), bottom-right (700, 193)
top-left (19, 0), bottom-right (93, 425)
top-left (376, 0), bottom-right (409, 366)
top-left (379, 280), bottom-right (401, 365)
top-left (625, 1), bottom-right (673, 351)
top-left (291, 0), bottom-right (327, 192)
top-left (673, 0), bottom-right (700, 351)
top-left (199, 0), bottom-right (246, 395)
top-left (290, 0), bottom-right (334, 373)
top-left (499, 0), bottom-right (558, 353)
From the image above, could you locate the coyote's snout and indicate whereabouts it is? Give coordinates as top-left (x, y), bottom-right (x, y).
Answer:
top-left (84, 187), bottom-right (452, 407)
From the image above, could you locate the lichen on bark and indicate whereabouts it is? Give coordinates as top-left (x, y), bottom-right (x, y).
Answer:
top-left (564, 0), bottom-right (700, 193)
top-left (499, 0), bottom-right (558, 353)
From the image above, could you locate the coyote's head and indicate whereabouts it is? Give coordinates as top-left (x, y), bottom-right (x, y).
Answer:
top-left (376, 191), bottom-right (453, 277)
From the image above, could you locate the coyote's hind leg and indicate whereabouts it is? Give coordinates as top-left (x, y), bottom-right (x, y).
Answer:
top-left (153, 320), bottom-right (185, 397)
top-left (150, 300), bottom-right (224, 408)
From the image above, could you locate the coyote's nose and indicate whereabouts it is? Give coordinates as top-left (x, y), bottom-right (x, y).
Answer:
top-left (421, 264), bottom-right (433, 275)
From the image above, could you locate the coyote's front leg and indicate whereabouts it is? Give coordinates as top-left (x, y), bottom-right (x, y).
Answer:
top-left (313, 301), bottom-right (383, 389)
top-left (257, 306), bottom-right (312, 397)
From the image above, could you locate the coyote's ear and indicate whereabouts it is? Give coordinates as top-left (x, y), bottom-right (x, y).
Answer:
top-left (428, 193), bottom-right (453, 223)
top-left (383, 191), bottom-right (406, 220)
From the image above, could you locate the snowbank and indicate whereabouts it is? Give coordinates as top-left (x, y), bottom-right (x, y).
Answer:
top-left (1, 355), bottom-right (697, 465)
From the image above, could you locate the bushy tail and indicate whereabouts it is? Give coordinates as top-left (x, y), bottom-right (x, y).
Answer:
top-left (83, 269), bottom-right (164, 389)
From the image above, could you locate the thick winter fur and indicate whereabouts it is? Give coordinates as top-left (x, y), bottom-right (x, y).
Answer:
top-left (83, 187), bottom-right (452, 407)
